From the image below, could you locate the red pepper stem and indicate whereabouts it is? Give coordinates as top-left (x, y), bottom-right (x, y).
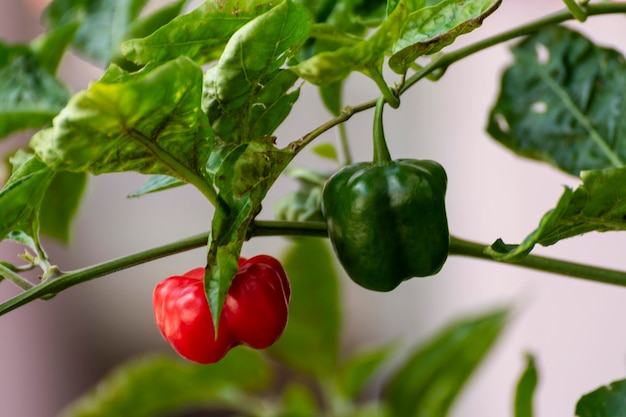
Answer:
top-left (373, 95), bottom-right (392, 164)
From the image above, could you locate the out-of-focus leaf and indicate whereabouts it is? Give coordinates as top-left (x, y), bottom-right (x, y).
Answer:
top-left (576, 378), bottom-right (626, 417)
top-left (0, 43), bottom-right (71, 139)
top-left (274, 167), bottom-right (327, 222)
top-left (289, 1), bottom-right (408, 85)
top-left (487, 167), bottom-right (626, 261)
top-left (39, 171), bottom-right (87, 244)
top-left (125, 0), bottom-right (186, 40)
top-left (383, 308), bottom-right (510, 417)
top-left (128, 175), bottom-right (185, 198)
top-left (311, 142), bottom-right (339, 162)
top-left (122, 0), bottom-right (276, 66)
top-left (487, 26), bottom-right (626, 176)
top-left (112, 0), bottom-right (187, 70)
top-left (514, 354), bottom-right (538, 417)
top-left (31, 21), bottom-right (79, 74)
top-left (281, 382), bottom-right (321, 416)
top-left (389, 0), bottom-right (501, 73)
top-left (30, 57), bottom-right (212, 187)
top-left (59, 349), bottom-right (272, 417)
top-left (268, 238), bottom-right (340, 379)
top-left (337, 344), bottom-right (394, 399)
top-left (44, 0), bottom-right (148, 65)
top-left (0, 151), bottom-right (55, 241)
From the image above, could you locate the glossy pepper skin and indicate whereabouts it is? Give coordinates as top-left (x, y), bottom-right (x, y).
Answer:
top-left (322, 159), bottom-right (449, 292)
top-left (153, 255), bottom-right (290, 364)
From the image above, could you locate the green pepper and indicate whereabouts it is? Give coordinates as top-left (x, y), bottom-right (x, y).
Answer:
top-left (321, 97), bottom-right (449, 292)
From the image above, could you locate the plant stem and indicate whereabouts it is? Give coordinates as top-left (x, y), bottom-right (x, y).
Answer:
top-left (251, 220), bottom-right (328, 238)
top-left (450, 236), bottom-right (626, 287)
top-left (563, 0), bottom-right (588, 22)
top-left (400, 3), bottom-right (626, 93)
top-left (368, 66), bottom-right (400, 109)
top-left (3, 224), bottom-right (626, 315)
top-left (4, 5), bottom-right (626, 316)
top-left (0, 232), bottom-right (210, 316)
top-left (290, 3), bottom-right (626, 156)
top-left (337, 122), bottom-right (352, 165)
top-left (373, 96), bottom-right (392, 164)
top-left (0, 264), bottom-right (34, 291)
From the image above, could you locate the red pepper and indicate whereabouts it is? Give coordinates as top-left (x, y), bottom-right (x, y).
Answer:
top-left (153, 255), bottom-right (290, 364)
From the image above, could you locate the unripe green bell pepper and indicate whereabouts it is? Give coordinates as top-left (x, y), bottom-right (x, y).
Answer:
top-left (322, 97), bottom-right (449, 292)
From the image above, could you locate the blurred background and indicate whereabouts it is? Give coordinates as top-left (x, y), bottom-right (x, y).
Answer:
top-left (1, 1), bottom-right (626, 416)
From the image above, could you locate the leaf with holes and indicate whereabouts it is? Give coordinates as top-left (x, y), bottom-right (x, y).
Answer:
top-left (487, 25), bottom-right (626, 176)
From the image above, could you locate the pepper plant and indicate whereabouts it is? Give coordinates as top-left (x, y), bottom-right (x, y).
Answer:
top-left (1, 0), bottom-right (626, 416)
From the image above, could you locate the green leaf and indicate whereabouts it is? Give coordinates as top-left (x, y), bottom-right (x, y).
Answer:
top-left (202, 0), bottom-right (311, 145)
top-left (121, 0), bottom-right (277, 66)
top-left (486, 167), bottom-right (626, 261)
top-left (337, 344), bottom-right (394, 399)
top-left (383, 308), bottom-right (510, 417)
top-left (31, 21), bottom-right (80, 74)
top-left (44, 0), bottom-right (148, 65)
top-left (128, 175), bottom-right (185, 198)
top-left (206, 139), bottom-right (293, 327)
top-left (201, 1), bottom-right (312, 329)
top-left (487, 25), bottom-right (626, 176)
top-left (576, 378), bottom-right (626, 417)
top-left (514, 354), bottom-right (538, 417)
top-left (125, 0), bottom-right (186, 41)
top-left (59, 349), bottom-right (272, 417)
top-left (388, 0), bottom-right (502, 74)
top-left (30, 57), bottom-right (212, 188)
top-left (0, 43), bottom-right (71, 139)
top-left (111, 0), bottom-right (187, 71)
top-left (311, 142), bottom-right (339, 161)
top-left (39, 171), bottom-right (87, 244)
top-left (268, 238), bottom-right (340, 378)
top-left (0, 151), bottom-right (55, 241)
top-left (319, 81), bottom-right (343, 116)
top-left (290, 1), bottom-right (408, 84)
top-left (281, 383), bottom-right (321, 416)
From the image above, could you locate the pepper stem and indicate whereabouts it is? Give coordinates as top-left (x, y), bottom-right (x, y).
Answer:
top-left (373, 95), bottom-right (392, 164)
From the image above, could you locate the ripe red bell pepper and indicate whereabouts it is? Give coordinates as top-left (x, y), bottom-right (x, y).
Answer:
top-left (153, 255), bottom-right (290, 364)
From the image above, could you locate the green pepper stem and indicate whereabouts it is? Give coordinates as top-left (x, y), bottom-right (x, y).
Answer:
top-left (373, 96), bottom-right (392, 164)
top-left (3, 224), bottom-right (626, 316)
